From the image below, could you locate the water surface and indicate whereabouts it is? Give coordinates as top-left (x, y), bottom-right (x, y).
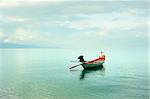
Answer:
top-left (0, 49), bottom-right (149, 99)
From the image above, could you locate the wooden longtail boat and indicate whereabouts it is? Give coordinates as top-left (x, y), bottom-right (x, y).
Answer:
top-left (70, 52), bottom-right (105, 70)
top-left (81, 55), bottom-right (105, 69)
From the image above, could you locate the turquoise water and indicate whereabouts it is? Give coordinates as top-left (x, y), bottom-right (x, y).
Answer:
top-left (0, 49), bottom-right (149, 99)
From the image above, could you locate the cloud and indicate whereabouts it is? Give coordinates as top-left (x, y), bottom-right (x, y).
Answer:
top-left (5, 16), bottom-right (30, 22)
top-left (0, 0), bottom-right (63, 8)
top-left (0, 1), bottom-right (20, 8)
top-left (0, 1), bottom-right (148, 49)
top-left (0, 30), bottom-right (5, 40)
top-left (2, 28), bottom-right (53, 46)
top-left (59, 2), bottom-right (147, 38)
top-left (3, 28), bottom-right (34, 43)
top-left (59, 12), bottom-right (146, 38)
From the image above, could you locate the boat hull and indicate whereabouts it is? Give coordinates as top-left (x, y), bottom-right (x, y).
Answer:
top-left (82, 61), bottom-right (104, 69)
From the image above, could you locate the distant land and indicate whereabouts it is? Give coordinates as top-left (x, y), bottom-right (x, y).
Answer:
top-left (0, 42), bottom-right (60, 48)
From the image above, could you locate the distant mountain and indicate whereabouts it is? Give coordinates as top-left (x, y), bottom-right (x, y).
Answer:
top-left (0, 42), bottom-right (53, 48)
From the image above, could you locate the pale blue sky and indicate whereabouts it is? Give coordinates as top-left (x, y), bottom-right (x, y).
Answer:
top-left (0, 0), bottom-right (148, 49)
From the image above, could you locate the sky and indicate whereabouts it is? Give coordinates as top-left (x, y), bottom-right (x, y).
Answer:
top-left (0, 0), bottom-right (149, 49)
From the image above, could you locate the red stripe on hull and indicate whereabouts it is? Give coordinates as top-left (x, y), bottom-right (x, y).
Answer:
top-left (85, 57), bottom-right (105, 64)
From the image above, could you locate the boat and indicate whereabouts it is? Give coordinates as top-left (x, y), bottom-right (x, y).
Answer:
top-left (69, 52), bottom-right (105, 69)
top-left (79, 52), bottom-right (105, 69)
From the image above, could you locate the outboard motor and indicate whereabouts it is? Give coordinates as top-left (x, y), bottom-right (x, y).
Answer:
top-left (78, 55), bottom-right (85, 62)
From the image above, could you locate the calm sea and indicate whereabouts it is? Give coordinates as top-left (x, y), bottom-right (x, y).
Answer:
top-left (0, 48), bottom-right (149, 99)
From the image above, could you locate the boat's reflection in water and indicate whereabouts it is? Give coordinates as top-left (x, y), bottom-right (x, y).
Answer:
top-left (80, 65), bottom-right (105, 80)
